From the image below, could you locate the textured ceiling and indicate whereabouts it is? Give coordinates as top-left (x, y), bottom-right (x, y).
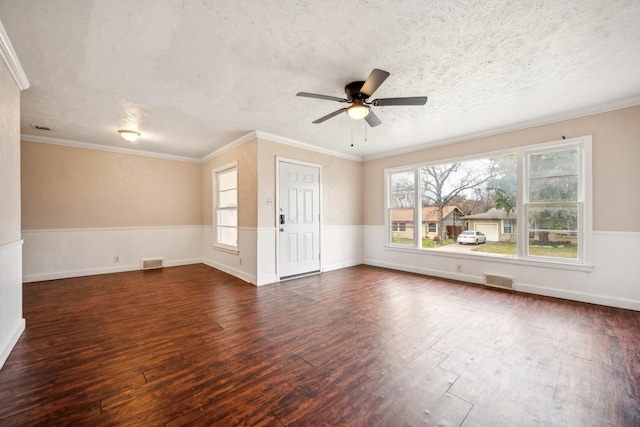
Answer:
top-left (1, 0), bottom-right (639, 161)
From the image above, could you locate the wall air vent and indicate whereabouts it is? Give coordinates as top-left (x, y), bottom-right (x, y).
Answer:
top-left (30, 124), bottom-right (52, 131)
top-left (141, 259), bottom-right (163, 270)
top-left (484, 274), bottom-right (514, 290)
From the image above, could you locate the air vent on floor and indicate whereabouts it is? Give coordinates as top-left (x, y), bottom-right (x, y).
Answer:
top-left (30, 124), bottom-right (52, 131)
top-left (141, 259), bottom-right (163, 270)
top-left (484, 274), bottom-right (514, 290)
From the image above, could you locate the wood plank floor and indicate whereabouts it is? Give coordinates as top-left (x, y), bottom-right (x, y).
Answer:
top-left (1, 264), bottom-right (638, 426)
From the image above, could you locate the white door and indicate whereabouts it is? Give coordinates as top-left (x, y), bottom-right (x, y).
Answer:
top-left (278, 161), bottom-right (321, 279)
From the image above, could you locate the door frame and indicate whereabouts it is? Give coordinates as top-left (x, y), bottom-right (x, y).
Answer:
top-left (275, 156), bottom-right (323, 280)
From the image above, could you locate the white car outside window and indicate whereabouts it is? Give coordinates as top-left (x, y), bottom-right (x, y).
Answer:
top-left (457, 230), bottom-right (486, 245)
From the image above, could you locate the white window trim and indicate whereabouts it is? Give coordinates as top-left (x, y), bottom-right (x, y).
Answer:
top-left (521, 138), bottom-right (592, 265)
top-left (384, 135), bottom-right (593, 268)
top-left (212, 161), bottom-right (239, 254)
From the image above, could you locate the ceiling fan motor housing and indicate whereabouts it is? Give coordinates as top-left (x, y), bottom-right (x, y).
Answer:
top-left (345, 81), bottom-right (367, 102)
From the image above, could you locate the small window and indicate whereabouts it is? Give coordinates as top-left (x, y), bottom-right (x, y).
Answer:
top-left (525, 147), bottom-right (581, 260)
top-left (502, 219), bottom-right (516, 234)
top-left (213, 163), bottom-right (238, 250)
top-left (392, 222), bottom-right (407, 232)
top-left (428, 223), bottom-right (437, 233)
top-left (388, 170), bottom-right (416, 246)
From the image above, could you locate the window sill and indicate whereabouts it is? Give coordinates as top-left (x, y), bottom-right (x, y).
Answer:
top-left (384, 244), bottom-right (593, 273)
top-left (212, 243), bottom-right (239, 255)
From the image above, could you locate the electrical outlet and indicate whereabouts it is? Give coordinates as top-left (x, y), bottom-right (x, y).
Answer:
top-left (456, 263), bottom-right (462, 272)
top-left (114, 256), bottom-right (120, 263)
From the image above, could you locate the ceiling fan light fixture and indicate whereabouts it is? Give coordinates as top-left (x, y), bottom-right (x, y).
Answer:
top-left (118, 129), bottom-right (141, 142)
top-left (347, 104), bottom-right (370, 120)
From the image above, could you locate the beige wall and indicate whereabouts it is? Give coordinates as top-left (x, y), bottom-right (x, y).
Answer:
top-left (256, 137), bottom-right (362, 229)
top-left (201, 138), bottom-right (258, 228)
top-left (0, 61), bottom-right (21, 243)
top-left (363, 105), bottom-right (640, 232)
top-left (200, 136), bottom-right (363, 230)
top-left (21, 141), bottom-right (203, 229)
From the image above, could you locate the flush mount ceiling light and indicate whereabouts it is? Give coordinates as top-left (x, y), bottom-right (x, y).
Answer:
top-left (346, 103), bottom-right (370, 120)
top-left (118, 129), bottom-right (141, 142)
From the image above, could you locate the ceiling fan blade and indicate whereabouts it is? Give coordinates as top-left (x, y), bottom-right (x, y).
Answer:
top-left (297, 92), bottom-right (348, 103)
top-left (372, 96), bottom-right (428, 106)
top-left (359, 69), bottom-right (390, 98)
top-left (364, 110), bottom-right (382, 127)
top-left (312, 108), bottom-right (347, 124)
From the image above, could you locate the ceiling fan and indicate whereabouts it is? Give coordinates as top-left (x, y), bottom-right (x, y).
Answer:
top-left (296, 69), bottom-right (428, 127)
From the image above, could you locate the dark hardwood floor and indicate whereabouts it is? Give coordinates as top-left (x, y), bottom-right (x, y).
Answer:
top-left (0, 264), bottom-right (638, 426)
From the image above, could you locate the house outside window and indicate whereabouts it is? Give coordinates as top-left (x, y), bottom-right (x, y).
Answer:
top-left (213, 162), bottom-right (238, 250)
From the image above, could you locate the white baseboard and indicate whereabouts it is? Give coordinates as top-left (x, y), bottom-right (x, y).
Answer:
top-left (257, 274), bottom-right (278, 286)
top-left (323, 259), bottom-right (363, 273)
top-left (363, 259), bottom-right (484, 285)
top-left (202, 259), bottom-right (256, 285)
top-left (516, 283), bottom-right (640, 311)
top-left (23, 258), bottom-right (203, 283)
top-left (363, 259), bottom-right (640, 311)
top-left (0, 318), bottom-right (25, 370)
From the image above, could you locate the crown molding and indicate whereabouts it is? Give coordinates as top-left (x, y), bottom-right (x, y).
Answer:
top-left (0, 19), bottom-right (29, 90)
top-left (200, 131), bottom-right (258, 163)
top-left (254, 131), bottom-right (362, 162)
top-left (201, 130), bottom-right (363, 163)
top-left (21, 134), bottom-right (202, 163)
top-left (363, 96), bottom-right (640, 162)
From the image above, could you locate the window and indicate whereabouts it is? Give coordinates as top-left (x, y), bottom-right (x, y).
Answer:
top-left (525, 146), bottom-right (582, 260)
top-left (385, 136), bottom-right (591, 265)
top-left (392, 222), bottom-right (407, 232)
top-left (213, 162), bottom-right (238, 250)
top-left (502, 219), bottom-right (516, 234)
top-left (389, 170), bottom-right (416, 246)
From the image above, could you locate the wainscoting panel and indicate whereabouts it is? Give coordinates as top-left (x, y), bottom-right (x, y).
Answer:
top-left (321, 225), bottom-right (363, 272)
top-left (201, 225), bottom-right (364, 286)
top-left (22, 227), bottom-right (203, 283)
top-left (0, 239), bottom-right (25, 370)
top-left (363, 226), bottom-right (640, 311)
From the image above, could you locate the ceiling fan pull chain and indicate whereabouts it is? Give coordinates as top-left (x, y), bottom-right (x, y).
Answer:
top-left (364, 119), bottom-right (368, 143)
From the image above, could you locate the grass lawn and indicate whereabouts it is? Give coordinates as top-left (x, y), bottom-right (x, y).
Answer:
top-left (391, 238), bottom-right (455, 248)
top-left (472, 242), bottom-right (516, 255)
top-left (472, 242), bottom-right (578, 258)
top-left (392, 238), bottom-right (577, 259)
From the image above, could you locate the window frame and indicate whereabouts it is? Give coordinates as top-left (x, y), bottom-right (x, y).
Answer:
top-left (212, 161), bottom-right (239, 253)
top-left (501, 219), bottom-right (516, 234)
top-left (384, 135), bottom-right (592, 268)
top-left (387, 168), bottom-right (420, 247)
